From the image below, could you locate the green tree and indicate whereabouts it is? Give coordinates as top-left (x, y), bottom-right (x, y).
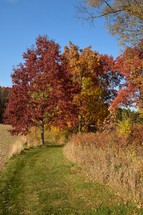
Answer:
top-left (117, 108), bottom-right (141, 124)
top-left (0, 87), bottom-right (10, 123)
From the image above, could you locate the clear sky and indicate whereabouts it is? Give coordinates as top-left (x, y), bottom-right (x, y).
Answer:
top-left (0, 0), bottom-right (121, 87)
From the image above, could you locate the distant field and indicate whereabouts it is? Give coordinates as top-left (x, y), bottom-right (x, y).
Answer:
top-left (0, 124), bottom-right (26, 170)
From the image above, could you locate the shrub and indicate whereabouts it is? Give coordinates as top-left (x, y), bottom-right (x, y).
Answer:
top-left (129, 124), bottom-right (143, 146)
top-left (116, 118), bottom-right (132, 136)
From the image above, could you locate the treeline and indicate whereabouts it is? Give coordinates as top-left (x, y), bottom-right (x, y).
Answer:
top-left (0, 87), bottom-right (10, 123)
top-left (2, 36), bottom-right (143, 145)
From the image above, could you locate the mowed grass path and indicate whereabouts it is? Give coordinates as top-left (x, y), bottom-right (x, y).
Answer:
top-left (0, 146), bottom-right (142, 215)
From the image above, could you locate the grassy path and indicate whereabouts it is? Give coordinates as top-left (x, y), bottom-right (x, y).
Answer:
top-left (0, 145), bottom-right (142, 215)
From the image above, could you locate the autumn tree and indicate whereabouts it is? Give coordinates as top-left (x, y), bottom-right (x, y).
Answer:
top-left (110, 40), bottom-right (143, 111)
top-left (5, 36), bottom-right (72, 145)
top-left (62, 42), bottom-right (121, 132)
top-left (98, 54), bottom-right (122, 104)
top-left (79, 0), bottom-right (143, 45)
top-left (5, 36), bottom-right (122, 139)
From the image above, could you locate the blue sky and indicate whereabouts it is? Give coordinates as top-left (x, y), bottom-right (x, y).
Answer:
top-left (0, 0), bottom-right (121, 87)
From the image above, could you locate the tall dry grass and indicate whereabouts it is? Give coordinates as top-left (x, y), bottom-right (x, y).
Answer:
top-left (64, 130), bottom-right (143, 206)
top-left (0, 125), bottom-right (43, 170)
top-left (0, 124), bottom-right (69, 170)
top-left (0, 124), bottom-right (28, 170)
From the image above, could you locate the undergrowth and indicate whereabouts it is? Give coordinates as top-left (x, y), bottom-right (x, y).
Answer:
top-left (64, 125), bottom-right (143, 207)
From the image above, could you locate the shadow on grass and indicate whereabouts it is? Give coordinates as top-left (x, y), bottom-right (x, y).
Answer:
top-left (45, 144), bottom-right (64, 148)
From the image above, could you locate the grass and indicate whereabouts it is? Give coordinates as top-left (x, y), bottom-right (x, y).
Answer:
top-left (0, 124), bottom-right (26, 170)
top-left (0, 124), bottom-right (19, 147)
top-left (64, 132), bottom-right (143, 206)
top-left (0, 145), bottom-right (142, 215)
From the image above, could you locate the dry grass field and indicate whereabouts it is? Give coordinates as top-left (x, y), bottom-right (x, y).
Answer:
top-left (0, 124), bottom-right (26, 170)
top-left (64, 132), bottom-right (143, 206)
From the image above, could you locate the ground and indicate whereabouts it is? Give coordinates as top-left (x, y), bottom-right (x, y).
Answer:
top-left (0, 125), bottom-right (142, 214)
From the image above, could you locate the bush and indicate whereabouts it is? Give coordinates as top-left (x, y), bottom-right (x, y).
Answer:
top-left (129, 124), bottom-right (143, 146)
top-left (116, 118), bottom-right (132, 136)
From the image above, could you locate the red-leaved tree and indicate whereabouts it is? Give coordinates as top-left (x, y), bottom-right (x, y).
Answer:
top-left (5, 36), bottom-right (77, 144)
top-left (110, 40), bottom-right (143, 111)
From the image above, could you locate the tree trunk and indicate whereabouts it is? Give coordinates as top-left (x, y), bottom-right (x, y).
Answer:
top-left (78, 114), bottom-right (83, 133)
top-left (41, 120), bottom-right (45, 145)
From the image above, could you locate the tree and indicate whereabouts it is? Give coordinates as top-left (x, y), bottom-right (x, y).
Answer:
top-left (62, 42), bottom-right (121, 132)
top-left (0, 87), bottom-right (10, 123)
top-left (110, 40), bottom-right (143, 111)
top-left (98, 54), bottom-right (122, 104)
top-left (117, 108), bottom-right (142, 124)
top-left (79, 0), bottom-right (143, 45)
top-left (5, 36), bottom-right (68, 144)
